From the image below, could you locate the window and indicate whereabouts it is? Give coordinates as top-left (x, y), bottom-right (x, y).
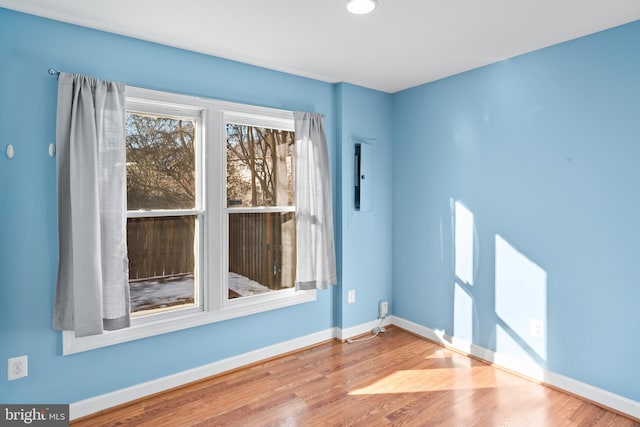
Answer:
top-left (63, 87), bottom-right (315, 354)
top-left (125, 105), bottom-right (203, 319)
top-left (225, 119), bottom-right (296, 300)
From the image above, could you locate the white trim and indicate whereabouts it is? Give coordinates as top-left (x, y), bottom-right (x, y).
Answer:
top-left (126, 86), bottom-right (295, 123)
top-left (69, 316), bottom-right (640, 421)
top-left (336, 317), bottom-right (392, 341)
top-left (126, 97), bottom-right (204, 119)
top-left (70, 327), bottom-right (335, 420)
top-left (226, 206), bottom-right (296, 214)
top-left (224, 111), bottom-right (294, 132)
top-left (63, 290), bottom-right (316, 355)
top-left (126, 209), bottom-right (202, 218)
top-left (69, 321), bottom-right (376, 419)
top-left (63, 86), bottom-right (314, 355)
top-left (391, 316), bottom-right (640, 420)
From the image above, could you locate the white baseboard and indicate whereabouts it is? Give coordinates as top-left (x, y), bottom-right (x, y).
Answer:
top-left (336, 317), bottom-right (392, 341)
top-left (72, 316), bottom-right (639, 422)
top-left (391, 316), bottom-right (640, 420)
top-left (71, 318), bottom-right (395, 420)
top-left (71, 319), bottom-right (396, 419)
top-left (70, 327), bottom-right (335, 420)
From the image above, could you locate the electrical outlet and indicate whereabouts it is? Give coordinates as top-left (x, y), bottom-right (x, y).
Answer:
top-left (379, 300), bottom-right (388, 318)
top-left (348, 289), bottom-right (356, 304)
top-left (530, 319), bottom-right (544, 338)
top-left (8, 355), bottom-right (28, 381)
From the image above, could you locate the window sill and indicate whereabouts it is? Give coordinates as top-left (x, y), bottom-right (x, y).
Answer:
top-left (62, 289), bottom-right (316, 355)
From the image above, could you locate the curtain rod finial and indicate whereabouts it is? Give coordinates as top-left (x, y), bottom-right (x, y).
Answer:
top-left (48, 68), bottom-right (59, 76)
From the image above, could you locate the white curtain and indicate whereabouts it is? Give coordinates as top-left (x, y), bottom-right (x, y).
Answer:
top-left (53, 73), bottom-right (130, 337)
top-left (293, 112), bottom-right (337, 290)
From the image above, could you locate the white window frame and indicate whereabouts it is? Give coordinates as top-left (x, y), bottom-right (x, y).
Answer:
top-left (125, 98), bottom-right (205, 322)
top-left (62, 87), bottom-right (315, 355)
top-left (222, 112), bottom-right (297, 310)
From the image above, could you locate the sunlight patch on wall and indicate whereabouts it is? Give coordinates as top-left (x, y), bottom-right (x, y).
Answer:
top-left (454, 282), bottom-right (474, 343)
top-left (452, 199), bottom-right (476, 344)
top-left (495, 235), bottom-right (547, 364)
top-left (454, 200), bottom-right (474, 285)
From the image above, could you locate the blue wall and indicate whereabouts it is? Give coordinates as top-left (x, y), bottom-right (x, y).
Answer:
top-left (392, 21), bottom-right (640, 401)
top-left (2, 5), bottom-right (639, 410)
top-left (0, 8), bottom-right (382, 404)
top-left (336, 83), bottom-right (393, 328)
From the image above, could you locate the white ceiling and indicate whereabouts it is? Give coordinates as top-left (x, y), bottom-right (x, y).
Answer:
top-left (2, 0), bottom-right (640, 93)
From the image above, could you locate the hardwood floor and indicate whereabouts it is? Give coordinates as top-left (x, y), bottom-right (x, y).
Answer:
top-left (73, 327), bottom-right (639, 426)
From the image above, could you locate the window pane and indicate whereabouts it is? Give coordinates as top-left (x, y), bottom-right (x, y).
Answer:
top-left (228, 212), bottom-right (296, 299)
top-left (127, 215), bottom-right (197, 314)
top-left (126, 112), bottom-right (196, 210)
top-left (226, 124), bottom-right (295, 208)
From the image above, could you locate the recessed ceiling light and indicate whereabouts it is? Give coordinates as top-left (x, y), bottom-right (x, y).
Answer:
top-left (347, 0), bottom-right (377, 15)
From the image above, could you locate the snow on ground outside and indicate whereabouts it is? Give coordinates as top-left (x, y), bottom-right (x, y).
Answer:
top-left (129, 274), bottom-right (195, 312)
top-left (130, 272), bottom-right (271, 312)
top-left (228, 272), bottom-right (271, 296)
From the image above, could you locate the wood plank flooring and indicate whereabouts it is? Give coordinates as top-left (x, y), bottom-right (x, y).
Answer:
top-left (72, 327), bottom-right (640, 426)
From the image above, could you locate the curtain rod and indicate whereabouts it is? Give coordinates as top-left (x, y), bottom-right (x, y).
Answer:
top-left (47, 68), bottom-right (325, 118)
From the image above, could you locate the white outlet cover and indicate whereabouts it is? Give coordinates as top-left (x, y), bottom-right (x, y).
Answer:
top-left (347, 289), bottom-right (356, 304)
top-left (379, 301), bottom-right (388, 316)
top-left (530, 319), bottom-right (544, 338)
top-left (8, 355), bottom-right (28, 381)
